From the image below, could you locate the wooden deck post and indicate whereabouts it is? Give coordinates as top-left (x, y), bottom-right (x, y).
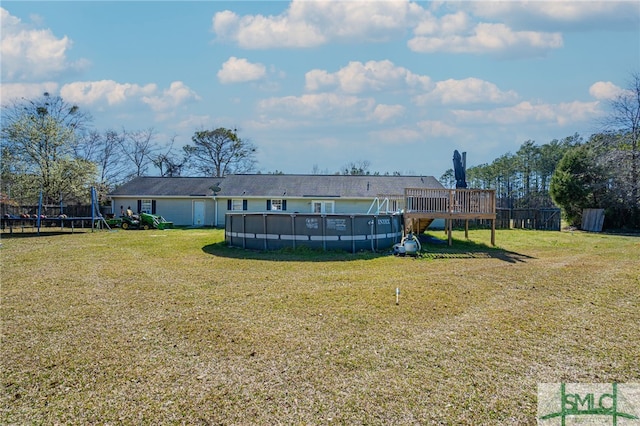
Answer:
top-left (448, 216), bottom-right (452, 246)
top-left (491, 218), bottom-right (496, 246)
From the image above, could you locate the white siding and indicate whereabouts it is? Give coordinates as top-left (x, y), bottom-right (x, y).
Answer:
top-left (110, 196), bottom-right (216, 227)
top-left (216, 197), bottom-right (377, 217)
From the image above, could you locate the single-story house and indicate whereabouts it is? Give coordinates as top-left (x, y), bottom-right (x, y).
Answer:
top-left (107, 174), bottom-right (446, 228)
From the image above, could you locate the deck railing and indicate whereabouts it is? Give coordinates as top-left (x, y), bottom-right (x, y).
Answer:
top-left (404, 188), bottom-right (496, 215)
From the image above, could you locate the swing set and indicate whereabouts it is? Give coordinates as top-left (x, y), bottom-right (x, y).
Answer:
top-left (1, 187), bottom-right (111, 235)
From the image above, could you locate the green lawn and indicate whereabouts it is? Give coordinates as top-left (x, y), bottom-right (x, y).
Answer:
top-left (1, 228), bottom-right (639, 424)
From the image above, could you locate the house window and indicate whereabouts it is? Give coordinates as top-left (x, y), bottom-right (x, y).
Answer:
top-left (140, 199), bottom-right (152, 213)
top-left (312, 200), bottom-right (334, 214)
top-left (268, 199), bottom-right (286, 211)
top-left (229, 199), bottom-right (247, 211)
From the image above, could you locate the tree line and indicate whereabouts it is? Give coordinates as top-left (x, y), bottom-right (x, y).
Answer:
top-left (439, 134), bottom-right (582, 209)
top-left (1, 93), bottom-right (257, 206)
top-left (438, 73), bottom-right (639, 229)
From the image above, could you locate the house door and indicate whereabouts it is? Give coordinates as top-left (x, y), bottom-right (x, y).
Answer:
top-left (193, 201), bottom-right (205, 226)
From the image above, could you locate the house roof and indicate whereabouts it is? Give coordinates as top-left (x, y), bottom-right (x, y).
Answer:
top-left (218, 174), bottom-right (443, 198)
top-left (109, 177), bottom-right (224, 197)
top-left (109, 174), bottom-right (443, 198)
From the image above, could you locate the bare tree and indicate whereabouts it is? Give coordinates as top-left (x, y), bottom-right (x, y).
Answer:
top-left (75, 129), bottom-right (128, 189)
top-left (119, 128), bottom-right (157, 178)
top-left (152, 136), bottom-right (185, 177)
top-left (600, 71), bottom-right (640, 225)
top-left (611, 73), bottom-right (640, 197)
top-left (311, 164), bottom-right (329, 175)
top-left (341, 160), bottom-right (371, 175)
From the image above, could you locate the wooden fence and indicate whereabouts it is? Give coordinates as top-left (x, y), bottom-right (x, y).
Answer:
top-left (491, 208), bottom-right (561, 230)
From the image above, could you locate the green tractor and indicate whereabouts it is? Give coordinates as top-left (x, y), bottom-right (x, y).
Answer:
top-left (106, 213), bottom-right (173, 230)
top-left (138, 213), bottom-right (173, 230)
top-left (120, 215), bottom-right (140, 230)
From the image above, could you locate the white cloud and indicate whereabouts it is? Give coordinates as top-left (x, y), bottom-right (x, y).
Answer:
top-left (246, 116), bottom-right (305, 131)
top-left (413, 11), bottom-right (471, 36)
top-left (60, 80), bottom-right (157, 106)
top-left (0, 7), bottom-right (88, 81)
top-left (305, 69), bottom-right (337, 92)
top-left (305, 60), bottom-right (432, 94)
top-left (217, 57), bottom-right (267, 84)
top-left (176, 115), bottom-right (213, 131)
top-left (451, 100), bottom-right (601, 126)
top-left (369, 127), bottom-right (423, 145)
top-left (256, 93), bottom-right (407, 127)
top-left (212, 10), bottom-right (240, 40)
top-left (417, 120), bottom-right (460, 138)
top-left (589, 81), bottom-right (625, 100)
top-left (370, 104), bottom-right (405, 122)
top-left (289, 0), bottom-right (418, 40)
top-left (142, 81), bottom-right (201, 112)
top-left (212, 1), bottom-right (567, 57)
top-left (59, 80), bottom-right (200, 118)
top-left (212, 0), bottom-right (420, 49)
top-left (210, 0), bottom-right (635, 60)
top-left (0, 82), bottom-right (59, 105)
top-left (409, 22), bottom-right (562, 57)
top-left (415, 77), bottom-right (518, 105)
top-left (0, 7), bottom-right (19, 26)
top-left (212, 9), bottom-right (325, 49)
top-left (258, 93), bottom-right (375, 121)
top-left (465, 1), bottom-right (640, 30)
top-left (438, 11), bottom-right (471, 35)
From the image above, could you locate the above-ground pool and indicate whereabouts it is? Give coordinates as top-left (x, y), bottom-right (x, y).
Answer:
top-left (225, 212), bottom-right (403, 253)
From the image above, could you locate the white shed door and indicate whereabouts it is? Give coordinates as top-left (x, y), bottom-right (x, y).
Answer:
top-left (193, 201), bottom-right (205, 226)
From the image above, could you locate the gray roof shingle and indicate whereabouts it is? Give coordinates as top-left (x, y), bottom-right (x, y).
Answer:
top-left (109, 174), bottom-right (443, 198)
top-left (218, 174), bottom-right (442, 198)
top-left (109, 177), bottom-right (224, 197)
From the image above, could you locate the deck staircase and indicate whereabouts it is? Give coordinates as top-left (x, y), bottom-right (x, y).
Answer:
top-left (405, 217), bottom-right (433, 234)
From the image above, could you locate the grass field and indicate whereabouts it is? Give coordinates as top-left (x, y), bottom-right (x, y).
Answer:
top-left (1, 227), bottom-right (639, 424)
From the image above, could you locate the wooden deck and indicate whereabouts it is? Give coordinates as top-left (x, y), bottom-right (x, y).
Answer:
top-left (403, 188), bottom-right (497, 246)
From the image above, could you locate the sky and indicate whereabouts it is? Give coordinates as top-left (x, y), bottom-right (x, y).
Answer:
top-left (1, 1), bottom-right (639, 178)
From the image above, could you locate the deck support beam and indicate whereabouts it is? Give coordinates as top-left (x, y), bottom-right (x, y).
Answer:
top-left (491, 217), bottom-right (496, 247)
